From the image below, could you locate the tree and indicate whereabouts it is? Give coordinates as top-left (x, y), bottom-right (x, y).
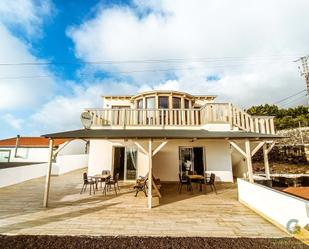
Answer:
top-left (246, 104), bottom-right (309, 130)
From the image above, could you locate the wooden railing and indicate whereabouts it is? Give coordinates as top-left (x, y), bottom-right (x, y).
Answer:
top-left (86, 104), bottom-right (276, 134)
top-left (87, 108), bottom-right (201, 127)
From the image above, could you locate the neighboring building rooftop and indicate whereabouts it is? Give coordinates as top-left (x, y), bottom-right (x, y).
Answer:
top-left (0, 137), bottom-right (68, 148)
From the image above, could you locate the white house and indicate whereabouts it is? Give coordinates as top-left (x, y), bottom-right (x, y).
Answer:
top-left (42, 90), bottom-right (280, 208)
top-left (0, 136), bottom-right (89, 188)
top-left (0, 136), bottom-right (86, 163)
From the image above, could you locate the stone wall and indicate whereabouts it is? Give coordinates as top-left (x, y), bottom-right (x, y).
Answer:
top-left (252, 127), bottom-right (309, 164)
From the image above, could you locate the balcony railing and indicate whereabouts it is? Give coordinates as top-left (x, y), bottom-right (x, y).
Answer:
top-left (86, 103), bottom-right (275, 134)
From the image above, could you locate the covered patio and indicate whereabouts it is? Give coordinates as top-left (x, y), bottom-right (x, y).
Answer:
top-left (42, 129), bottom-right (282, 209)
top-left (0, 168), bottom-right (287, 237)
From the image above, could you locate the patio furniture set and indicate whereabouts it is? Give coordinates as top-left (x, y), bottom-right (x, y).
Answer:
top-left (178, 172), bottom-right (217, 194)
top-left (80, 170), bottom-right (120, 196)
top-left (80, 170), bottom-right (217, 197)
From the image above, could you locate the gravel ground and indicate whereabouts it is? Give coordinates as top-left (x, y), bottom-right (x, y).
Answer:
top-left (0, 235), bottom-right (307, 249)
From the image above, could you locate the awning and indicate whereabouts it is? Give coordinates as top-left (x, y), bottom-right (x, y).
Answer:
top-left (42, 129), bottom-right (284, 140)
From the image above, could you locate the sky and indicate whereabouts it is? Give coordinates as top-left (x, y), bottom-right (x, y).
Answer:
top-left (0, 0), bottom-right (308, 139)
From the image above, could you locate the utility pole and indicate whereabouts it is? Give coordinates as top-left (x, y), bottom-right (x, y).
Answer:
top-left (295, 55), bottom-right (309, 106)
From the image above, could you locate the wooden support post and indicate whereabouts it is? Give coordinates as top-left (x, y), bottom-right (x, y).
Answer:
top-left (134, 142), bottom-right (148, 155)
top-left (245, 139), bottom-right (254, 183)
top-left (43, 139), bottom-right (54, 208)
top-left (152, 141), bottom-right (168, 157)
top-left (148, 139), bottom-right (153, 209)
top-left (263, 143), bottom-right (270, 180)
top-left (229, 141), bottom-right (247, 158)
top-left (251, 141), bottom-right (265, 157)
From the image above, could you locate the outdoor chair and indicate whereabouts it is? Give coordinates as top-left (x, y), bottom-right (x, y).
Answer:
top-left (102, 170), bottom-right (111, 175)
top-left (204, 173), bottom-right (217, 194)
top-left (178, 173), bottom-right (190, 193)
top-left (134, 176), bottom-right (148, 197)
top-left (111, 173), bottom-right (120, 191)
top-left (97, 170), bottom-right (111, 188)
top-left (103, 174), bottom-right (118, 196)
top-left (80, 172), bottom-right (96, 195)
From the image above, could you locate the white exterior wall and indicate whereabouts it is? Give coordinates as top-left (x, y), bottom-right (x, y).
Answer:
top-left (0, 154), bottom-right (88, 188)
top-left (52, 154), bottom-right (88, 175)
top-left (103, 98), bottom-right (132, 108)
top-left (88, 140), bottom-right (114, 176)
top-left (57, 139), bottom-right (87, 155)
top-left (0, 147), bottom-right (49, 163)
top-left (0, 163), bottom-right (47, 188)
top-left (88, 139), bottom-right (234, 182)
top-left (0, 140), bottom-right (86, 163)
top-left (238, 178), bottom-right (309, 230)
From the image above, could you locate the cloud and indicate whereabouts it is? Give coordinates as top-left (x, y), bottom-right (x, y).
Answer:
top-left (0, 0), bottom-right (56, 112)
top-left (0, 0), bottom-right (56, 138)
top-left (3, 113), bottom-right (24, 130)
top-left (0, 0), bottom-right (54, 36)
top-left (31, 81), bottom-right (138, 134)
top-left (0, 23), bottom-right (55, 111)
top-left (68, 0), bottom-right (309, 107)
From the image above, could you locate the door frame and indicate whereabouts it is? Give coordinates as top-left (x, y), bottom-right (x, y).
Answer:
top-left (112, 146), bottom-right (138, 181)
top-left (178, 146), bottom-right (206, 175)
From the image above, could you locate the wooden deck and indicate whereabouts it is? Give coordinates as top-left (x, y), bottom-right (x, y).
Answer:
top-left (0, 169), bottom-right (288, 237)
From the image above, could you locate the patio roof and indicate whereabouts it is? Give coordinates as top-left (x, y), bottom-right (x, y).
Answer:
top-left (42, 128), bottom-right (283, 140)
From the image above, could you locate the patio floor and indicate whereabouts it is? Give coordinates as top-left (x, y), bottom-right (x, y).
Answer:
top-left (0, 169), bottom-right (288, 237)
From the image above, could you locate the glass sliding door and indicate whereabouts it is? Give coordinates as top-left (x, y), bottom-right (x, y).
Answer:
top-left (113, 146), bottom-right (138, 181)
top-left (179, 147), bottom-right (205, 176)
top-left (125, 147), bottom-right (137, 180)
top-left (179, 147), bottom-right (193, 175)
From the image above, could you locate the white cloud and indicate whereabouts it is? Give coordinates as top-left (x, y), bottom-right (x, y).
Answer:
top-left (0, 0), bottom-right (56, 111)
top-left (3, 113), bottom-right (24, 129)
top-left (31, 81), bottom-right (138, 134)
top-left (0, 24), bottom-right (55, 110)
top-left (68, 0), bottom-right (309, 107)
top-left (0, 0), bottom-right (53, 36)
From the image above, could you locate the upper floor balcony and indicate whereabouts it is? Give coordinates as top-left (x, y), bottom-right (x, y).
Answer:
top-left (86, 103), bottom-right (275, 134)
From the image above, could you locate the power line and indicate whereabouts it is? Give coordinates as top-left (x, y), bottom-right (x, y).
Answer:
top-left (273, 89), bottom-right (306, 104)
top-left (280, 94), bottom-right (308, 107)
top-left (0, 61), bottom-right (296, 81)
top-left (0, 54), bottom-right (302, 67)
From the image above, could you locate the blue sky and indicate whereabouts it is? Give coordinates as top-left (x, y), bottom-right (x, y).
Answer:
top-left (0, 0), bottom-right (308, 139)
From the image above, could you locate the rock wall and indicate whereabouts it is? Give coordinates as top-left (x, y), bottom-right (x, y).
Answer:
top-left (277, 127), bottom-right (309, 145)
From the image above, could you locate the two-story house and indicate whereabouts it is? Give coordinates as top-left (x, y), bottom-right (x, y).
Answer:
top-left (42, 90), bottom-right (280, 208)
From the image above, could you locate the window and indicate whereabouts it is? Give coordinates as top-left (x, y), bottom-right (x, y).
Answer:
top-left (146, 97), bottom-right (155, 109)
top-left (172, 97), bottom-right (181, 109)
top-left (158, 96), bottom-right (169, 109)
top-left (184, 99), bottom-right (190, 109)
top-left (137, 99), bottom-right (143, 109)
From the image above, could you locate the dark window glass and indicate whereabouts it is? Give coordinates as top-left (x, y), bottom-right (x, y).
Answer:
top-left (172, 97), bottom-right (181, 109)
top-left (158, 96), bottom-right (169, 109)
top-left (184, 99), bottom-right (189, 109)
top-left (137, 99), bottom-right (143, 109)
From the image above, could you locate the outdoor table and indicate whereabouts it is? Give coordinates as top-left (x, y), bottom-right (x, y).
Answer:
top-left (187, 175), bottom-right (204, 192)
top-left (91, 174), bottom-right (110, 189)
